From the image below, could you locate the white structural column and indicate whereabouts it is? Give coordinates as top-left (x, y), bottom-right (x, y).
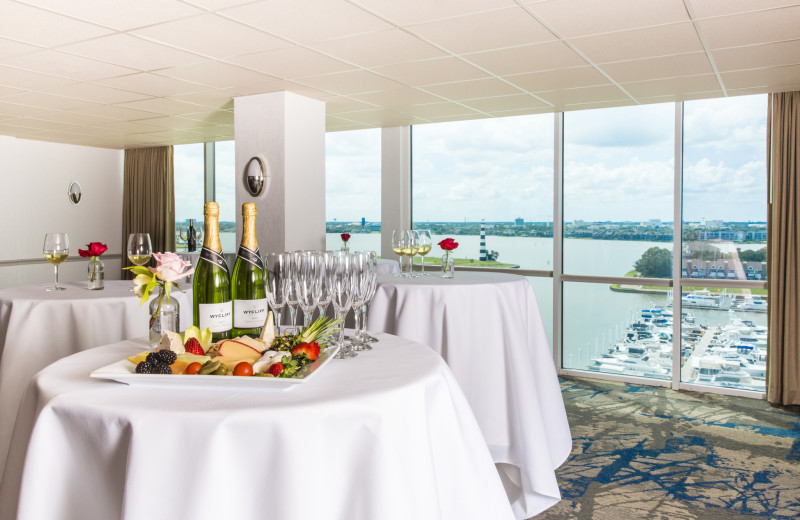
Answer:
top-left (234, 92), bottom-right (326, 254)
top-left (381, 126), bottom-right (411, 259)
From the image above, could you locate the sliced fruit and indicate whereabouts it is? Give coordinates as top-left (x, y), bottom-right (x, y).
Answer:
top-left (184, 337), bottom-right (204, 356)
top-left (169, 360), bottom-right (189, 375)
top-left (176, 353), bottom-right (211, 365)
top-left (291, 341), bottom-right (320, 361)
top-left (127, 352), bottom-right (149, 365)
top-left (183, 326), bottom-right (213, 352)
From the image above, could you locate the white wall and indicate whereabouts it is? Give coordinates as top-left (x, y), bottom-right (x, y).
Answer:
top-left (0, 136), bottom-right (124, 289)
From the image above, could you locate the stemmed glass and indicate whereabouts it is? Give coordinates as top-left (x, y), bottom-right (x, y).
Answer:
top-left (407, 230), bottom-right (421, 277)
top-left (127, 233), bottom-right (152, 267)
top-left (43, 233), bottom-right (69, 291)
top-left (314, 251), bottom-right (334, 320)
top-left (264, 253), bottom-right (288, 336)
top-left (296, 252), bottom-right (319, 328)
top-left (358, 251), bottom-right (379, 344)
top-left (283, 252), bottom-right (301, 331)
top-left (391, 229), bottom-right (412, 277)
top-left (330, 252), bottom-right (356, 359)
top-left (351, 252), bottom-right (376, 350)
top-left (416, 230), bottom-right (433, 276)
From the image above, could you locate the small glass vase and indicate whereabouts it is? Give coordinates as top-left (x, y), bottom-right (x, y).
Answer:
top-left (87, 256), bottom-right (104, 290)
top-left (441, 253), bottom-right (454, 278)
top-left (149, 286), bottom-right (180, 347)
top-left (341, 242), bottom-right (350, 252)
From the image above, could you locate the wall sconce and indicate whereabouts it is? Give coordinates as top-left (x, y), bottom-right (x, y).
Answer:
top-left (68, 181), bottom-right (81, 205)
top-left (244, 154), bottom-right (270, 197)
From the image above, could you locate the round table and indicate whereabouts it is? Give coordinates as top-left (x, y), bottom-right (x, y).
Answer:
top-left (0, 280), bottom-right (193, 481)
top-left (0, 334), bottom-right (515, 520)
top-left (376, 258), bottom-right (399, 275)
top-left (367, 271), bottom-right (572, 519)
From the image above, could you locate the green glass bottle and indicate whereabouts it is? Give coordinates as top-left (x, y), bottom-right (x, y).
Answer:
top-left (193, 201), bottom-right (232, 342)
top-left (231, 202), bottom-right (268, 338)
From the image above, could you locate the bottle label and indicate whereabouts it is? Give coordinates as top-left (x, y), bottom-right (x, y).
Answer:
top-left (234, 298), bottom-right (268, 328)
top-left (198, 301), bottom-right (233, 333)
top-left (237, 245), bottom-right (264, 271)
top-left (200, 246), bottom-right (229, 274)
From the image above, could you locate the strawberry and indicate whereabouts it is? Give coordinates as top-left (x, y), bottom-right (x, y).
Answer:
top-left (184, 337), bottom-right (204, 356)
top-left (268, 362), bottom-right (284, 376)
top-left (291, 341), bottom-right (320, 361)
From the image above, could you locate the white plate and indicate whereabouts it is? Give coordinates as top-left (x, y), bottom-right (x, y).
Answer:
top-left (90, 346), bottom-right (339, 391)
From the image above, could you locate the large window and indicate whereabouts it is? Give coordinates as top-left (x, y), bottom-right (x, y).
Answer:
top-left (325, 128), bottom-right (381, 251)
top-left (174, 143), bottom-right (204, 251)
top-left (214, 140), bottom-right (236, 252)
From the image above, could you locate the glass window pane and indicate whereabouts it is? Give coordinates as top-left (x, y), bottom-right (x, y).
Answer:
top-left (562, 281), bottom-right (672, 381)
top-left (679, 285), bottom-right (766, 392)
top-left (411, 115), bottom-right (554, 270)
top-left (174, 143), bottom-right (204, 252)
top-left (563, 104), bottom-right (674, 277)
top-left (325, 129), bottom-right (381, 252)
top-left (214, 140), bottom-right (236, 253)
top-left (682, 95), bottom-right (767, 281)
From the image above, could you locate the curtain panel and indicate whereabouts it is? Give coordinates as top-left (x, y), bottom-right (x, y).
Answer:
top-left (767, 91), bottom-right (800, 406)
top-left (122, 146), bottom-right (175, 278)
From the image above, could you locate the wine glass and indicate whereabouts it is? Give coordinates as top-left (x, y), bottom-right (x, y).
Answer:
top-left (330, 252), bottom-right (356, 359)
top-left (296, 252), bottom-right (319, 328)
top-left (416, 230), bottom-right (433, 276)
top-left (265, 252), bottom-right (288, 336)
top-left (391, 229), bottom-right (411, 277)
top-left (283, 252), bottom-right (301, 331)
top-left (43, 233), bottom-right (69, 291)
top-left (314, 251), bottom-right (335, 320)
top-left (127, 233), bottom-right (152, 267)
top-left (351, 252), bottom-right (376, 350)
top-left (359, 251), bottom-right (380, 344)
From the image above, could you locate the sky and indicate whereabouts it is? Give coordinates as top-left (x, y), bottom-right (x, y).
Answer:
top-left (176, 93), bottom-right (767, 225)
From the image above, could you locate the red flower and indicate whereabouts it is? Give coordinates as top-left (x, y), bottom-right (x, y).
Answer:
top-left (341, 233), bottom-right (351, 242)
top-left (438, 238), bottom-right (459, 251)
top-left (78, 242), bottom-right (108, 257)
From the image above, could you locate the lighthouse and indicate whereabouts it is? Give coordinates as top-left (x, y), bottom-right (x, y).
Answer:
top-left (480, 219), bottom-right (488, 261)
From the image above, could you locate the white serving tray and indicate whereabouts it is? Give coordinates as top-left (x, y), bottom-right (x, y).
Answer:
top-left (90, 346), bottom-right (339, 391)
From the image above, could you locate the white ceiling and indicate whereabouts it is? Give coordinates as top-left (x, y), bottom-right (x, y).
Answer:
top-left (1, 0), bottom-right (799, 149)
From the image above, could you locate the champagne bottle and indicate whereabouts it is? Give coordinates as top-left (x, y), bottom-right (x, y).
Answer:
top-left (187, 219), bottom-right (197, 252)
top-left (193, 202), bottom-right (232, 341)
top-left (231, 203), bottom-right (268, 338)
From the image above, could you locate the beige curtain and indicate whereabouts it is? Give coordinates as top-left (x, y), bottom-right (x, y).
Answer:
top-left (122, 146), bottom-right (175, 278)
top-left (767, 91), bottom-right (800, 405)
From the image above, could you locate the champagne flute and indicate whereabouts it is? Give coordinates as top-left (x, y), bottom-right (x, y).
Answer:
top-left (314, 251), bottom-right (335, 320)
top-left (265, 252), bottom-right (288, 336)
top-left (43, 233), bottom-right (69, 291)
top-left (359, 251), bottom-right (379, 343)
top-left (283, 252), bottom-right (301, 331)
top-left (330, 252), bottom-right (356, 358)
top-left (296, 252), bottom-right (319, 328)
top-left (416, 230), bottom-right (433, 276)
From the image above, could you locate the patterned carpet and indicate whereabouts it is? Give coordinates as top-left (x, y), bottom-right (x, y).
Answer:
top-left (535, 377), bottom-right (800, 519)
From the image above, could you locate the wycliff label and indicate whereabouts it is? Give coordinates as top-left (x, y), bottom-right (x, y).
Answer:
top-left (200, 246), bottom-right (229, 274)
top-left (236, 245), bottom-right (264, 271)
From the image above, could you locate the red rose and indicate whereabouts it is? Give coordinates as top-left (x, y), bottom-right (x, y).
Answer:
top-left (341, 233), bottom-right (351, 242)
top-left (78, 241), bottom-right (108, 257)
top-left (438, 238), bottom-right (459, 251)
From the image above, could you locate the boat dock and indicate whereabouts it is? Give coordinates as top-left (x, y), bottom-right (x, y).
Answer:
top-left (680, 328), bottom-right (715, 381)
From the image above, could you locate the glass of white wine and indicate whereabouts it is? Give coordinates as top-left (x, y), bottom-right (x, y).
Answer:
top-left (391, 229), bottom-right (412, 277)
top-left (43, 232), bottom-right (69, 291)
top-left (127, 233), bottom-right (152, 267)
top-left (406, 230), bottom-right (421, 277)
top-left (416, 230), bottom-right (433, 276)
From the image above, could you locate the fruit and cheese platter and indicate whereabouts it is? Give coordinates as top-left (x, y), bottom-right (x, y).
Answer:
top-left (91, 313), bottom-right (342, 390)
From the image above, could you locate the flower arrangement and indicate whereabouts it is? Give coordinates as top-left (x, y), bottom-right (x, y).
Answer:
top-left (341, 233), bottom-right (351, 251)
top-left (79, 242), bottom-right (108, 284)
top-left (126, 252), bottom-right (194, 307)
top-left (438, 238), bottom-right (459, 278)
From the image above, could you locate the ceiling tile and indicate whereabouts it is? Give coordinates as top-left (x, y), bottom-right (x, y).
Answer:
top-left (505, 66), bottom-right (611, 92)
top-left (464, 41), bottom-right (588, 76)
top-left (60, 34), bottom-right (205, 72)
top-left (599, 52), bottom-right (714, 83)
top-left (319, 95), bottom-right (378, 113)
top-left (527, 0), bottom-right (690, 38)
top-left (96, 73), bottom-right (209, 97)
top-left (0, 85), bottom-right (25, 97)
top-left (182, 0), bottom-right (257, 10)
top-left (400, 101), bottom-right (481, 118)
top-left (115, 97), bottom-right (208, 116)
top-left (220, 0), bottom-right (392, 44)
top-left (0, 101), bottom-right (53, 118)
top-left (0, 65), bottom-right (76, 90)
top-left (0, 117), bottom-right (77, 130)
top-left (0, 50), bottom-right (137, 81)
top-left (157, 60), bottom-right (279, 89)
top-left (569, 23), bottom-right (704, 63)
top-left (535, 84), bottom-right (630, 106)
top-left (407, 7), bottom-right (556, 54)
top-left (227, 46), bottom-right (356, 79)
top-left (38, 82), bottom-right (150, 104)
top-left (350, 87), bottom-right (443, 107)
top-left (88, 119), bottom-right (166, 132)
top-left (728, 83), bottom-right (800, 96)
top-left (0, 2), bottom-right (112, 47)
top-left (689, 0), bottom-right (800, 19)
top-left (422, 78), bottom-right (521, 100)
top-left (132, 13), bottom-right (291, 58)
top-left (295, 69), bottom-right (406, 95)
top-left (141, 115), bottom-right (218, 130)
top-left (349, 0), bottom-right (517, 26)
top-left (18, 0), bottom-right (204, 31)
top-left (0, 37), bottom-right (41, 59)
top-left (30, 111), bottom-right (118, 126)
top-left (713, 40), bottom-right (800, 72)
top-left (172, 89), bottom-right (235, 108)
top-left (373, 57), bottom-right (489, 86)
top-left (70, 104), bottom-right (165, 121)
top-left (327, 108), bottom-right (408, 125)
top-left (698, 6), bottom-right (800, 49)
top-left (720, 63), bottom-right (800, 90)
top-left (1, 92), bottom-right (101, 111)
top-left (621, 74), bottom-right (721, 97)
top-left (461, 93), bottom-right (550, 112)
top-left (175, 110), bottom-right (234, 124)
top-left (309, 29), bottom-right (446, 68)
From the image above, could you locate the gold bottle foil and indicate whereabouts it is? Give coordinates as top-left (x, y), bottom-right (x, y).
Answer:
top-left (241, 202), bottom-right (259, 251)
top-left (203, 201), bottom-right (222, 253)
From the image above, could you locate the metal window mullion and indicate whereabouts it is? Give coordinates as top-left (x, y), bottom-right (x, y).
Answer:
top-left (553, 112), bottom-right (565, 370)
top-left (672, 102), bottom-right (683, 391)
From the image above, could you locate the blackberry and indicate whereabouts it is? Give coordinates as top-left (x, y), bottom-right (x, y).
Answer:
top-left (157, 350), bottom-right (177, 365)
top-left (135, 362), bottom-right (154, 374)
top-left (156, 363), bottom-right (172, 375)
top-left (145, 352), bottom-right (161, 365)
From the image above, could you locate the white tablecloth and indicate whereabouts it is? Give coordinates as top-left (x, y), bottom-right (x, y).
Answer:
top-left (368, 271), bottom-right (572, 519)
top-left (376, 258), bottom-right (399, 275)
top-left (0, 334), bottom-right (515, 520)
top-left (0, 281), bottom-right (193, 482)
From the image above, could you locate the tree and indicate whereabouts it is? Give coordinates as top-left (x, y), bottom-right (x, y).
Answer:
top-left (738, 247), bottom-right (767, 262)
top-left (634, 247), bottom-right (672, 278)
top-left (486, 250), bottom-right (499, 261)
